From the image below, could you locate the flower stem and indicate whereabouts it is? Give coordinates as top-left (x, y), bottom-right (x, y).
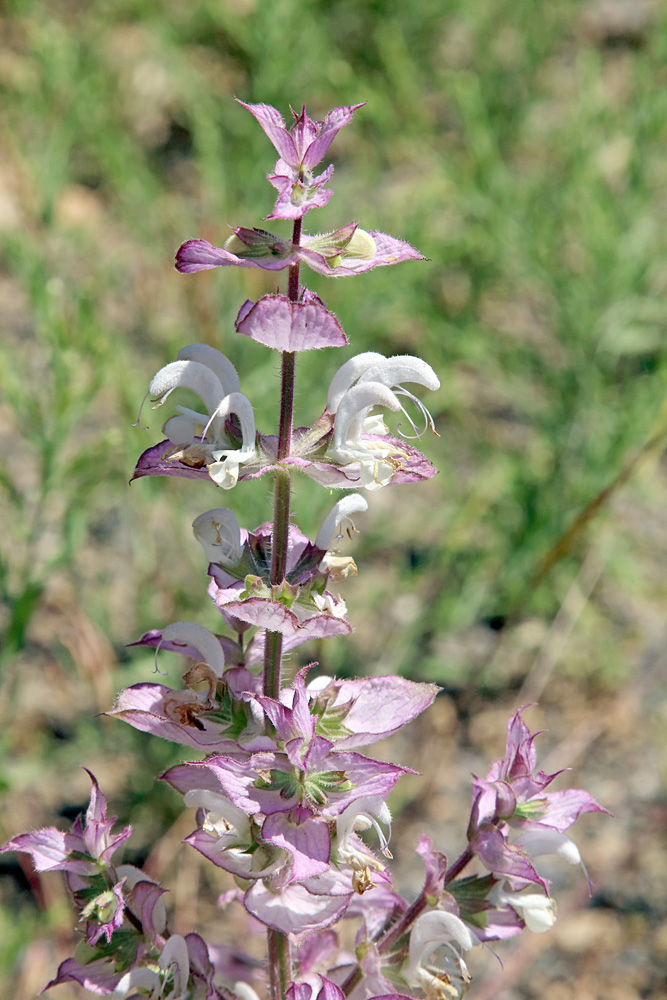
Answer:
top-left (263, 218), bottom-right (302, 700)
top-left (262, 629), bottom-right (283, 700)
top-left (444, 845), bottom-right (474, 884)
top-left (340, 966), bottom-right (363, 997)
top-left (267, 928), bottom-right (291, 1000)
top-left (377, 891), bottom-right (429, 955)
top-left (263, 219), bottom-right (303, 987)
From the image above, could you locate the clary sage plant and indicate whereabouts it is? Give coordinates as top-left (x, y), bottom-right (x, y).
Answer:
top-left (3, 101), bottom-right (607, 1000)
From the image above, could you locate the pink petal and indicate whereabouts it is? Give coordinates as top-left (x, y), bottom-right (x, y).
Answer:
top-left (1, 827), bottom-right (88, 874)
top-left (328, 676), bottom-right (439, 748)
top-left (300, 104), bottom-right (365, 170)
top-left (107, 684), bottom-right (237, 751)
top-left (299, 231), bottom-right (424, 277)
top-left (175, 238), bottom-right (296, 274)
top-left (261, 810), bottom-right (331, 883)
top-left (44, 957), bottom-right (123, 995)
top-left (132, 440), bottom-right (213, 482)
top-left (235, 293), bottom-right (347, 352)
top-left (237, 100), bottom-right (298, 165)
top-left (470, 823), bottom-right (548, 892)
top-left (244, 880), bottom-right (350, 935)
top-left (538, 789), bottom-right (610, 831)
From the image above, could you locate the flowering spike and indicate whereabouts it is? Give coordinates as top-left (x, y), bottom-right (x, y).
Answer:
top-left (61, 95), bottom-right (610, 1000)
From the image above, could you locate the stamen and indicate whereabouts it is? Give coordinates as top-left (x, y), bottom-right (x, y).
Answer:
top-left (393, 388), bottom-right (439, 440)
top-left (151, 386), bottom-right (177, 410)
top-left (153, 637), bottom-right (168, 677)
top-left (132, 390), bottom-right (151, 430)
top-left (201, 401), bottom-right (223, 443)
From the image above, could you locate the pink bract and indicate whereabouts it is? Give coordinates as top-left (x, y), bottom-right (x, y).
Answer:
top-left (235, 291), bottom-right (348, 352)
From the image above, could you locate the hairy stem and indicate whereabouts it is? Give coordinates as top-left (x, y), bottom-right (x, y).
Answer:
top-left (263, 217), bottom-right (302, 699)
top-left (444, 845), bottom-right (474, 884)
top-left (267, 928), bottom-right (291, 1000)
top-left (262, 629), bottom-right (283, 700)
top-left (263, 218), bottom-right (303, 989)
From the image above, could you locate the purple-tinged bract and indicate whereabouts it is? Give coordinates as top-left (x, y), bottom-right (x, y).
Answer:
top-left (239, 101), bottom-right (364, 220)
top-left (235, 291), bottom-right (348, 352)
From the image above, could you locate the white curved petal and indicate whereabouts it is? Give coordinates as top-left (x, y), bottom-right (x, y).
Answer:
top-left (177, 343), bottom-right (241, 395)
top-left (233, 985), bottom-right (262, 1000)
top-left (359, 456), bottom-right (394, 491)
top-left (149, 360), bottom-right (225, 420)
top-left (327, 352), bottom-right (386, 412)
top-left (407, 910), bottom-right (475, 984)
top-left (161, 622), bottom-right (226, 678)
top-left (159, 934), bottom-right (190, 999)
top-left (336, 795), bottom-right (392, 852)
top-left (112, 968), bottom-right (159, 996)
top-left (362, 355), bottom-right (440, 393)
top-left (315, 494), bottom-right (369, 550)
top-left (183, 789), bottom-right (250, 840)
top-left (498, 889), bottom-right (557, 933)
top-left (193, 509), bottom-right (243, 566)
top-left (163, 409), bottom-right (208, 445)
top-left (206, 392), bottom-right (256, 460)
top-left (331, 382), bottom-right (401, 459)
top-left (208, 456), bottom-right (241, 489)
top-left (225, 392), bottom-right (257, 457)
top-left (513, 828), bottom-right (581, 866)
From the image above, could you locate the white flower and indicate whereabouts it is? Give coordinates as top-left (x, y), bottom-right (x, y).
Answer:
top-left (312, 592), bottom-right (348, 619)
top-left (184, 789), bottom-right (251, 844)
top-left (490, 883), bottom-right (557, 934)
top-left (326, 354), bottom-right (439, 491)
top-left (184, 789), bottom-right (284, 880)
top-left (159, 621), bottom-right (226, 678)
top-left (330, 382), bottom-right (403, 490)
top-left (406, 911), bottom-right (475, 999)
top-left (315, 494), bottom-right (368, 579)
top-left (192, 508), bottom-right (243, 567)
top-left (145, 344), bottom-right (256, 488)
top-left (333, 796), bottom-right (392, 893)
top-left (315, 493), bottom-right (369, 550)
top-left (512, 828), bottom-right (582, 866)
top-left (335, 796), bottom-right (392, 872)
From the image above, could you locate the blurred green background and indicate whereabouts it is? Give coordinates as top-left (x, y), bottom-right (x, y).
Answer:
top-left (1, 0), bottom-right (666, 996)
